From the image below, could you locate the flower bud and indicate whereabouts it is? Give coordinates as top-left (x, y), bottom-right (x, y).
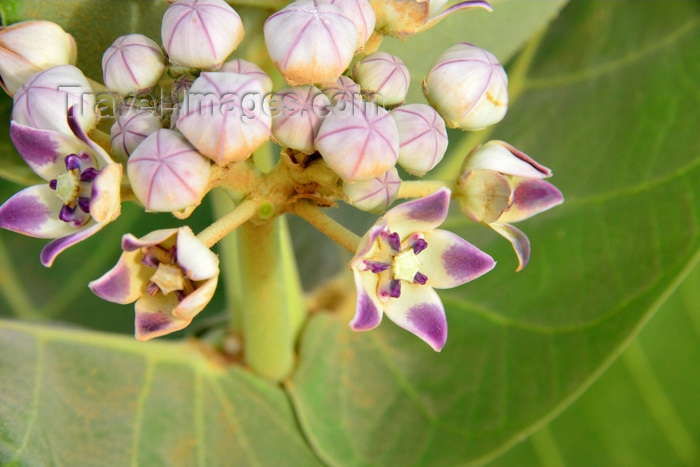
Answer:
top-left (343, 167), bottom-right (400, 213)
top-left (220, 58), bottom-right (273, 94)
top-left (102, 34), bottom-right (166, 96)
top-left (270, 85), bottom-right (329, 154)
top-left (353, 52), bottom-right (409, 107)
top-left (391, 103), bottom-right (448, 175)
top-left (176, 72), bottom-right (271, 166)
top-left (0, 21), bottom-right (77, 96)
top-left (127, 129), bottom-right (211, 212)
top-left (324, 0), bottom-right (376, 50)
top-left (423, 43), bottom-right (508, 130)
top-left (315, 100), bottom-right (399, 181)
top-left (264, 0), bottom-right (357, 86)
top-left (322, 75), bottom-right (361, 107)
top-left (12, 64), bottom-right (97, 136)
top-left (161, 0), bottom-right (244, 69)
top-left (110, 109), bottom-right (163, 159)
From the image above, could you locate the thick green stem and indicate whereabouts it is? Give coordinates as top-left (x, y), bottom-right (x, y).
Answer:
top-left (237, 216), bottom-right (305, 381)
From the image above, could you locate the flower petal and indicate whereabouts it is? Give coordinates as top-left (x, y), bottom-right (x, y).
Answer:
top-left (10, 121), bottom-right (92, 181)
top-left (489, 222), bottom-right (531, 271)
top-left (89, 164), bottom-right (122, 223)
top-left (176, 226), bottom-right (219, 281)
top-left (134, 293), bottom-right (190, 341)
top-left (384, 187), bottom-right (451, 238)
top-left (121, 228), bottom-right (178, 251)
top-left (173, 276), bottom-right (218, 321)
top-left (67, 105), bottom-right (114, 167)
top-left (420, 229), bottom-right (495, 288)
top-left (0, 184), bottom-right (76, 238)
top-left (383, 284), bottom-right (447, 352)
top-left (88, 250), bottom-right (152, 304)
top-left (498, 178), bottom-right (564, 224)
top-left (421, 1), bottom-right (492, 32)
top-left (351, 222), bottom-right (387, 264)
top-left (40, 220), bottom-right (107, 267)
top-left (456, 168), bottom-right (511, 223)
top-left (464, 140), bottom-right (551, 178)
top-left (349, 269), bottom-right (383, 331)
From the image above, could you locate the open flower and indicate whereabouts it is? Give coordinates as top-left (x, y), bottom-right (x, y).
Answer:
top-left (89, 226), bottom-right (219, 341)
top-left (0, 107), bottom-right (122, 266)
top-left (350, 188), bottom-right (495, 351)
top-left (455, 140), bottom-right (564, 271)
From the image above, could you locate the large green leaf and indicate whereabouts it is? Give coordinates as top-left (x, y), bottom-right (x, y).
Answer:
top-left (287, 1), bottom-right (700, 465)
top-left (488, 264), bottom-right (700, 467)
top-left (0, 319), bottom-right (321, 466)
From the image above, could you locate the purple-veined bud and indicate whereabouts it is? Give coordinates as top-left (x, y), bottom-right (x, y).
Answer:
top-left (424, 43), bottom-right (508, 130)
top-left (322, 75), bottom-right (361, 107)
top-left (370, 0), bottom-right (491, 39)
top-left (12, 64), bottom-right (97, 136)
top-left (315, 99), bottom-right (399, 181)
top-left (324, 0), bottom-right (376, 50)
top-left (0, 21), bottom-right (77, 96)
top-left (391, 103), bottom-right (448, 175)
top-left (110, 109), bottom-right (163, 160)
top-left (176, 72), bottom-right (272, 166)
top-left (270, 85), bottom-right (329, 154)
top-left (127, 129), bottom-right (211, 212)
top-left (264, 0), bottom-right (357, 86)
top-left (220, 58), bottom-right (274, 95)
top-left (102, 34), bottom-right (166, 96)
top-left (161, 0), bottom-right (245, 70)
top-left (353, 52), bottom-right (409, 107)
top-left (343, 166), bottom-right (400, 213)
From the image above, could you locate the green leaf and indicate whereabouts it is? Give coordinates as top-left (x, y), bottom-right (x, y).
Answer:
top-left (288, 2), bottom-right (700, 465)
top-left (0, 319), bottom-right (321, 467)
top-left (487, 263), bottom-right (700, 467)
top-left (379, 0), bottom-right (569, 103)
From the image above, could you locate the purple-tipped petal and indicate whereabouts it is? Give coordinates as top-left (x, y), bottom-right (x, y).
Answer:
top-left (121, 228), bottom-right (178, 252)
top-left (134, 293), bottom-right (189, 341)
top-left (383, 284), bottom-right (447, 352)
top-left (40, 220), bottom-right (107, 267)
top-left (10, 122), bottom-right (91, 181)
top-left (385, 187), bottom-right (451, 238)
top-left (89, 250), bottom-right (151, 304)
top-left (464, 141), bottom-right (551, 178)
top-left (0, 184), bottom-right (76, 238)
top-left (499, 178), bottom-right (564, 223)
top-left (349, 270), bottom-right (383, 331)
top-left (173, 276), bottom-right (218, 321)
top-left (351, 222), bottom-right (386, 263)
top-left (420, 229), bottom-right (495, 288)
top-left (490, 222), bottom-right (531, 271)
top-left (67, 106), bottom-right (114, 167)
top-left (423, 0), bottom-right (492, 31)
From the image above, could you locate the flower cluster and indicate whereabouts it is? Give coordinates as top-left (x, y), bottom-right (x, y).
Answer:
top-left (0, 0), bottom-right (563, 353)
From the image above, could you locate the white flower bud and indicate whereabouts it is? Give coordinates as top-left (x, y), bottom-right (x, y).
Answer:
top-left (0, 21), bottom-right (77, 96)
top-left (102, 34), bottom-right (166, 96)
top-left (315, 100), bottom-right (399, 181)
top-left (12, 64), bottom-right (97, 136)
top-left (391, 103), bottom-right (448, 175)
top-left (343, 167), bottom-right (400, 213)
top-left (322, 75), bottom-right (361, 107)
top-left (324, 0), bottom-right (376, 50)
top-left (353, 52), bottom-right (409, 107)
top-left (264, 0), bottom-right (357, 86)
top-left (176, 72), bottom-right (271, 166)
top-left (127, 129), bottom-right (211, 212)
top-left (220, 58), bottom-right (274, 94)
top-left (110, 109), bottom-right (163, 159)
top-left (161, 0), bottom-right (245, 69)
top-left (271, 85), bottom-right (329, 154)
top-left (424, 43), bottom-right (508, 130)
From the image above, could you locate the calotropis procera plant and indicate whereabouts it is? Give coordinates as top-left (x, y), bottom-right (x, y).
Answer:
top-left (0, 0), bottom-right (563, 382)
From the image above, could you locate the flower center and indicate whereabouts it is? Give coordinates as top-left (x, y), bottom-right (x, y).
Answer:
top-left (48, 152), bottom-right (99, 229)
top-left (392, 249), bottom-right (423, 282)
top-left (142, 245), bottom-right (195, 301)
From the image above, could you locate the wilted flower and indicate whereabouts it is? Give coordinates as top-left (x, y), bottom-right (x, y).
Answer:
top-left (264, 0), bottom-right (357, 86)
top-left (315, 99), bottom-right (399, 181)
top-left (176, 71), bottom-right (272, 166)
top-left (110, 108), bottom-right (163, 160)
top-left (89, 226), bottom-right (219, 341)
top-left (0, 20), bottom-right (77, 96)
top-left (102, 34), bottom-right (166, 96)
top-left (0, 107), bottom-right (121, 266)
top-left (350, 188), bottom-right (495, 350)
top-left (127, 129), bottom-right (211, 212)
top-left (343, 167), bottom-right (401, 213)
top-left (456, 140), bottom-right (564, 270)
top-left (424, 42), bottom-right (508, 130)
top-left (353, 52), bottom-right (409, 107)
top-left (161, 0), bottom-right (244, 69)
top-left (391, 103), bottom-right (448, 175)
top-left (270, 85), bottom-right (329, 154)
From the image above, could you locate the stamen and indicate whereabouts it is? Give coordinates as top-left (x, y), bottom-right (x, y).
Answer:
top-left (79, 167), bottom-right (98, 182)
top-left (412, 238), bottom-right (428, 255)
top-left (58, 204), bottom-right (89, 228)
top-left (146, 282), bottom-right (160, 296)
top-left (387, 232), bottom-right (401, 251)
top-left (49, 179), bottom-right (58, 190)
top-left (364, 260), bottom-right (390, 273)
top-left (142, 254), bottom-right (160, 268)
top-left (77, 197), bottom-right (91, 213)
top-left (388, 279), bottom-right (401, 298)
top-left (64, 154), bottom-right (81, 171)
top-left (413, 272), bottom-right (428, 285)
